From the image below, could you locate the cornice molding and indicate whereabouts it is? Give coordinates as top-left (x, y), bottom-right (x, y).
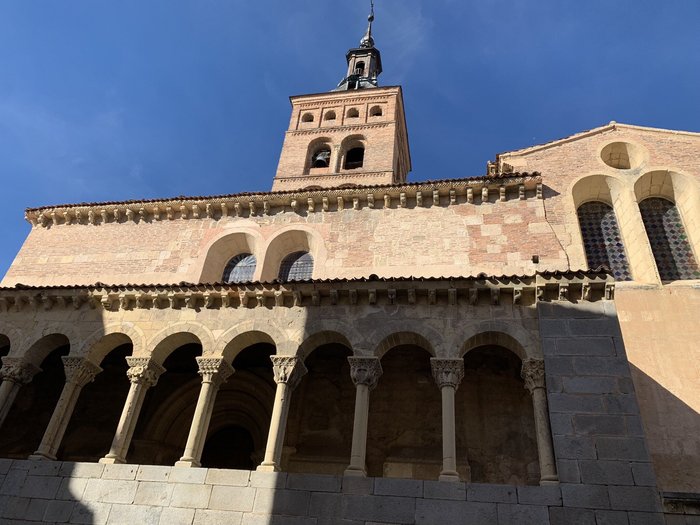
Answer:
top-left (25, 175), bottom-right (543, 229)
top-left (0, 272), bottom-right (613, 312)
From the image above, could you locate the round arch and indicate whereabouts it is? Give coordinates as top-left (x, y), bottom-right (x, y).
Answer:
top-left (373, 330), bottom-right (437, 359)
top-left (195, 227), bottom-right (265, 283)
top-left (259, 226), bottom-right (328, 282)
top-left (460, 329), bottom-right (535, 361)
top-left (0, 323), bottom-right (23, 355)
top-left (147, 322), bottom-right (213, 365)
top-left (77, 322), bottom-right (145, 365)
top-left (23, 333), bottom-right (72, 367)
top-left (298, 330), bottom-right (354, 361)
top-left (570, 173), bottom-right (627, 209)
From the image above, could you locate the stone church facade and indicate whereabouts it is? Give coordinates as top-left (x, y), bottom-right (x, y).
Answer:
top-left (0, 8), bottom-right (698, 525)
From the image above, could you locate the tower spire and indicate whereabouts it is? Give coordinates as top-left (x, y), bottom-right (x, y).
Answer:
top-left (360, 0), bottom-right (375, 48)
top-left (333, 0), bottom-right (383, 91)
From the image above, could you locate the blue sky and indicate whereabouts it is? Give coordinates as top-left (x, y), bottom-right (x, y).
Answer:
top-left (1, 0), bottom-right (699, 278)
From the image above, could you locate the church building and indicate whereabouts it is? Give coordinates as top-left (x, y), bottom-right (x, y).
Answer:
top-left (0, 5), bottom-right (698, 524)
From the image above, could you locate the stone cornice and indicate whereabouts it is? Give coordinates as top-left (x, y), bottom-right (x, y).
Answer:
top-left (288, 121), bottom-right (393, 136)
top-left (24, 175), bottom-right (543, 229)
top-left (0, 271), bottom-right (613, 312)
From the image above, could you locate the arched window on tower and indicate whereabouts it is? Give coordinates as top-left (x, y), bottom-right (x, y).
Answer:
top-left (222, 253), bottom-right (257, 283)
top-left (369, 105), bottom-right (383, 117)
top-left (638, 197), bottom-right (700, 281)
top-left (279, 251), bottom-right (314, 281)
top-left (344, 147), bottom-right (365, 170)
top-left (355, 61), bottom-right (366, 76)
top-left (577, 202), bottom-right (632, 281)
top-left (311, 147), bottom-right (331, 168)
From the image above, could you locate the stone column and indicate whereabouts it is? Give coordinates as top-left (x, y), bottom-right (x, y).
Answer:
top-left (0, 357), bottom-right (41, 430)
top-left (100, 357), bottom-right (165, 465)
top-left (30, 357), bottom-right (102, 460)
top-left (431, 358), bottom-right (465, 482)
top-left (344, 357), bottom-right (382, 477)
top-left (521, 358), bottom-right (558, 484)
top-left (257, 356), bottom-right (307, 472)
top-left (176, 357), bottom-right (234, 468)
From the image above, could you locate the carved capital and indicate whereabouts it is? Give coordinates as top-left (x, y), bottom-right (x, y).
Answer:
top-left (348, 357), bottom-right (382, 390)
top-left (0, 357), bottom-right (41, 385)
top-left (62, 357), bottom-right (102, 387)
top-left (125, 357), bottom-right (165, 387)
top-left (430, 358), bottom-right (465, 390)
top-left (196, 357), bottom-right (234, 386)
top-left (270, 356), bottom-right (307, 391)
top-left (521, 358), bottom-right (546, 393)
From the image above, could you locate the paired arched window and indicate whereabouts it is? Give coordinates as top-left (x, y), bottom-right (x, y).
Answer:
top-left (223, 253), bottom-right (257, 283)
top-left (347, 108), bottom-right (359, 119)
top-left (639, 198), bottom-right (700, 281)
top-left (577, 202), bottom-right (632, 281)
top-left (301, 113), bottom-right (314, 123)
top-left (344, 147), bottom-right (365, 170)
top-left (279, 251), bottom-right (314, 281)
top-left (324, 111), bottom-right (336, 121)
top-left (369, 106), bottom-right (383, 117)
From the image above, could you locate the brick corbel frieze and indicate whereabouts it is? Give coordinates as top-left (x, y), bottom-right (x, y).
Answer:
top-left (24, 175), bottom-right (543, 228)
top-left (0, 271), bottom-right (612, 313)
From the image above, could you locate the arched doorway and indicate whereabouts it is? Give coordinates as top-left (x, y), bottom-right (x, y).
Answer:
top-left (201, 342), bottom-right (276, 470)
top-left (368, 345), bottom-right (441, 480)
top-left (0, 338), bottom-right (70, 458)
top-left (60, 344), bottom-right (131, 461)
top-left (284, 344), bottom-right (354, 475)
top-left (129, 343), bottom-right (202, 465)
top-left (457, 345), bottom-right (539, 485)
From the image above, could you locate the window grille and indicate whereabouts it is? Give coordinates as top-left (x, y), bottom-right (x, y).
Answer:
top-left (639, 198), bottom-right (700, 281)
top-left (577, 201), bottom-right (632, 281)
top-left (279, 251), bottom-right (314, 281)
top-left (222, 253), bottom-right (257, 283)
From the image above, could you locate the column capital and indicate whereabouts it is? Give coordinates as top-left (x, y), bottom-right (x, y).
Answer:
top-left (348, 357), bottom-right (382, 390)
top-left (195, 357), bottom-right (234, 385)
top-left (0, 357), bottom-right (41, 385)
top-left (521, 358), bottom-right (546, 393)
top-left (430, 358), bottom-right (465, 390)
top-left (125, 357), bottom-right (165, 387)
top-left (62, 357), bottom-right (103, 387)
top-left (270, 356), bottom-right (307, 391)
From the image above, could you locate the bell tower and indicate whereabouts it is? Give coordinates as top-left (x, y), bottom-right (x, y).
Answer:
top-left (272, 2), bottom-right (411, 192)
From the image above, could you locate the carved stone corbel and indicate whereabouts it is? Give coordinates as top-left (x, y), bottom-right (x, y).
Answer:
top-left (482, 186), bottom-right (489, 202)
top-left (384, 194), bottom-right (391, 208)
top-left (366, 194), bottom-right (374, 209)
top-left (249, 201), bottom-right (257, 216)
top-left (491, 288), bottom-right (499, 305)
top-left (399, 193), bottom-right (407, 208)
top-left (353, 197), bottom-right (360, 210)
top-left (337, 196), bottom-right (344, 210)
top-left (449, 189), bottom-right (457, 205)
top-left (191, 204), bottom-right (200, 219)
top-left (180, 205), bottom-right (188, 219)
top-left (329, 290), bottom-right (338, 305)
top-left (307, 198), bottom-right (315, 213)
top-left (416, 191), bottom-right (423, 207)
top-left (274, 290), bottom-right (284, 307)
top-left (292, 291), bottom-right (302, 307)
top-left (407, 289), bottom-right (416, 304)
top-left (263, 201), bottom-right (270, 215)
top-left (428, 289), bottom-right (437, 305)
top-left (322, 197), bottom-right (329, 212)
top-left (448, 288), bottom-right (457, 305)
top-left (239, 291), bottom-right (249, 307)
top-left (234, 202), bottom-right (242, 216)
top-left (433, 190), bottom-right (440, 205)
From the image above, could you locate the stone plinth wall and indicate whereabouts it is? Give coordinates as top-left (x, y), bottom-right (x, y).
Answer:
top-left (0, 460), bottom-right (668, 525)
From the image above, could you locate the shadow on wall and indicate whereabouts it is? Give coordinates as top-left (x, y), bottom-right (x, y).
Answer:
top-left (629, 363), bottom-right (700, 494)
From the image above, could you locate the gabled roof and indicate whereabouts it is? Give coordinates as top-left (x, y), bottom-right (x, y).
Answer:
top-left (499, 121), bottom-right (700, 158)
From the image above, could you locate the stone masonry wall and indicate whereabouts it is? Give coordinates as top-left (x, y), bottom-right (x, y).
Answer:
top-left (0, 459), bottom-right (669, 525)
top-left (538, 300), bottom-right (666, 524)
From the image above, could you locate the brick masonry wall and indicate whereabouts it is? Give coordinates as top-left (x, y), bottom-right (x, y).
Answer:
top-left (0, 460), bottom-right (670, 525)
top-left (3, 197), bottom-right (565, 287)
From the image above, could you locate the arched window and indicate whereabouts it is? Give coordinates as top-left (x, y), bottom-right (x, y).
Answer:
top-left (301, 113), bottom-right (314, 123)
top-left (369, 105), bottom-right (383, 117)
top-left (311, 147), bottom-right (331, 168)
top-left (324, 111), bottom-right (336, 121)
top-left (279, 251), bottom-right (314, 281)
top-left (344, 147), bottom-right (365, 170)
top-left (577, 202), bottom-right (632, 281)
top-left (347, 108), bottom-right (359, 119)
top-left (639, 198), bottom-right (700, 281)
top-left (223, 253), bottom-right (257, 283)
top-left (355, 61), bottom-right (366, 76)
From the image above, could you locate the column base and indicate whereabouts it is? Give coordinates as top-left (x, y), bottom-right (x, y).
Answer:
top-left (99, 455), bottom-right (126, 465)
top-left (28, 452), bottom-right (56, 461)
top-left (343, 466), bottom-right (367, 478)
top-left (539, 476), bottom-right (559, 486)
top-left (174, 459), bottom-right (201, 468)
top-left (438, 472), bottom-right (461, 483)
top-left (256, 463), bottom-right (279, 473)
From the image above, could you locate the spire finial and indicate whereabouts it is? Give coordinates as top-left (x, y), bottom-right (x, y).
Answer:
top-left (360, 0), bottom-right (375, 48)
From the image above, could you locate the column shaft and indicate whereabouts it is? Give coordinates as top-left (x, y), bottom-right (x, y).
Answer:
top-left (522, 358), bottom-right (558, 484)
top-left (30, 357), bottom-right (101, 461)
top-left (176, 358), bottom-right (233, 468)
top-left (0, 381), bottom-right (21, 429)
top-left (257, 356), bottom-right (306, 472)
top-left (344, 357), bottom-right (382, 477)
top-left (431, 358), bottom-right (465, 483)
top-left (100, 358), bottom-right (164, 465)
